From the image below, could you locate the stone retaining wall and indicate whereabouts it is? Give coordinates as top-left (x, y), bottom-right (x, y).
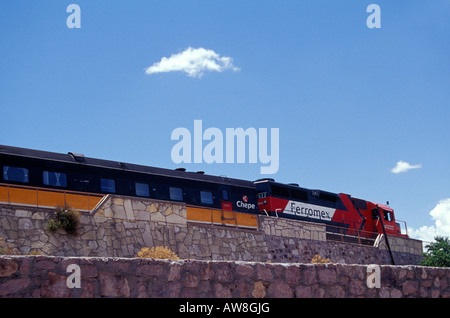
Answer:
top-left (376, 234), bottom-right (424, 255)
top-left (0, 195), bottom-right (423, 265)
top-left (0, 256), bottom-right (448, 298)
top-left (259, 216), bottom-right (326, 241)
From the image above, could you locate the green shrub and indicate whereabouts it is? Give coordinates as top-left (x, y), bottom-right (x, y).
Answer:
top-left (419, 236), bottom-right (450, 267)
top-left (47, 207), bottom-right (80, 234)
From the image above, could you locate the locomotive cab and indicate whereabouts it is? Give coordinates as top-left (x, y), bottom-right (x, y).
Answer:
top-left (370, 203), bottom-right (407, 237)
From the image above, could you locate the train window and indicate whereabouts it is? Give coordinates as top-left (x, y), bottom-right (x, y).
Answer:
top-left (101, 178), bottom-right (116, 193)
top-left (313, 190), bottom-right (339, 203)
top-left (3, 166), bottom-right (29, 183)
top-left (271, 185), bottom-right (290, 198)
top-left (200, 191), bottom-right (213, 204)
top-left (43, 171), bottom-right (67, 187)
top-left (372, 209), bottom-right (379, 220)
top-left (352, 198), bottom-right (367, 210)
top-left (384, 211), bottom-right (393, 222)
top-left (222, 189), bottom-right (230, 201)
top-left (135, 182), bottom-right (149, 197)
top-left (290, 188), bottom-right (308, 201)
top-left (169, 187), bottom-right (183, 201)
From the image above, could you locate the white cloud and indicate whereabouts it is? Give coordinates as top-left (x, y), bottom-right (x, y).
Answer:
top-left (409, 225), bottom-right (439, 243)
top-left (391, 160), bottom-right (422, 174)
top-left (145, 47), bottom-right (240, 78)
top-left (409, 198), bottom-right (450, 243)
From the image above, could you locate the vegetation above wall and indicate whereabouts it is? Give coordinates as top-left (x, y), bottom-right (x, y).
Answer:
top-left (419, 236), bottom-right (450, 268)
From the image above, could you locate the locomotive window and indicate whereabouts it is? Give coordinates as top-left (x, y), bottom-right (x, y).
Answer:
top-left (200, 191), bottom-right (213, 204)
top-left (318, 192), bottom-right (339, 202)
top-left (43, 171), bottom-right (67, 187)
top-left (101, 178), bottom-right (116, 193)
top-left (222, 189), bottom-right (230, 201)
top-left (384, 211), bottom-right (393, 222)
top-left (372, 209), bottom-right (379, 220)
top-left (169, 187), bottom-right (183, 201)
top-left (3, 166), bottom-right (29, 183)
top-left (135, 182), bottom-right (150, 197)
top-left (352, 198), bottom-right (367, 210)
top-left (290, 189), bottom-right (308, 201)
top-left (271, 185), bottom-right (290, 198)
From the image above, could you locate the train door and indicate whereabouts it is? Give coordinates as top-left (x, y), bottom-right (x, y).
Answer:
top-left (380, 208), bottom-right (396, 234)
top-left (219, 186), bottom-right (233, 211)
top-left (372, 205), bottom-right (397, 236)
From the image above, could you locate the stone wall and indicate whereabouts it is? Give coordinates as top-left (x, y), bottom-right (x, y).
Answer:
top-left (0, 255), bottom-right (448, 298)
top-left (0, 195), bottom-right (423, 265)
top-left (376, 234), bottom-right (424, 255)
top-left (265, 236), bottom-right (423, 265)
top-left (259, 215), bottom-right (326, 241)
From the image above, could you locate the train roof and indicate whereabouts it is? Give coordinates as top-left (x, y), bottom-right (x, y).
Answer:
top-left (254, 177), bottom-right (331, 192)
top-left (254, 177), bottom-right (343, 200)
top-left (0, 144), bottom-right (255, 189)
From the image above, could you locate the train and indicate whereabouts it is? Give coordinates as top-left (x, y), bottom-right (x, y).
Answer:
top-left (0, 144), bottom-right (408, 239)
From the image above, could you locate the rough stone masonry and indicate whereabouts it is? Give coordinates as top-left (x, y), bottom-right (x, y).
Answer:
top-left (0, 194), bottom-right (423, 265)
top-left (0, 256), bottom-right (449, 298)
top-left (0, 194), bottom-right (443, 298)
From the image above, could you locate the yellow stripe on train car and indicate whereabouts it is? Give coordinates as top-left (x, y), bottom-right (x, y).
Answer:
top-left (186, 206), bottom-right (258, 229)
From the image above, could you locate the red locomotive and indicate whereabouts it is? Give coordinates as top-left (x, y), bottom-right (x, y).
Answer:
top-left (255, 179), bottom-right (408, 240)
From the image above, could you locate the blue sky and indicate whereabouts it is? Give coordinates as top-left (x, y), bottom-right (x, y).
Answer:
top-left (1, 1), bottom-right (449, 242)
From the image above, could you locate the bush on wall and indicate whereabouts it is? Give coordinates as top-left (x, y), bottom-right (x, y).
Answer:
top-left (136, 246), bottom-right (180, 260)
top-left (47, 206), bottom-right (80, 235)
top-left (311, 253), bottom-right (332, 264)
